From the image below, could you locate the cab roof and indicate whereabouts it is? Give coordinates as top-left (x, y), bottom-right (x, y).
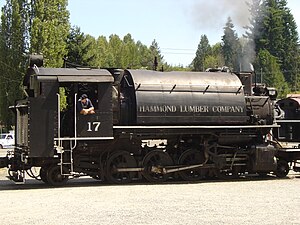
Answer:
top-left (28, 67), bottom-right (114, 83)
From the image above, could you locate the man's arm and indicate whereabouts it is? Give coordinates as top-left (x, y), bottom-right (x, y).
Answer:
top-left (86, 99), bottom-right (95, 114)
top-left (77, 101), bottom-right (85, 114)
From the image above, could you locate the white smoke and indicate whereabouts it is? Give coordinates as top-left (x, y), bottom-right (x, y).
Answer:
top-left (188, 0), bottom-right (250, 34)
top-left (186, 0), bottom-right (254, 69)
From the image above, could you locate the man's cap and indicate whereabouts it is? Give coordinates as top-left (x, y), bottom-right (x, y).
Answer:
top-left (81, 94), bottom-right (87, 99)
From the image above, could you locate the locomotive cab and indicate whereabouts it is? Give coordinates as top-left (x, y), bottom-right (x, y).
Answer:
top-left (16, 56), bottom-right (114, 158)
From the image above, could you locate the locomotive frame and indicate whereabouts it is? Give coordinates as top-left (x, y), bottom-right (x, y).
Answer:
top-left (0, 55), bottom-right (295, 186)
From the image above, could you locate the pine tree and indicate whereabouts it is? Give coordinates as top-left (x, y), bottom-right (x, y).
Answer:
top-left (244, 0), bottom-right (264, 52)
top-left (108, 34), bottom-right (123, 68)
top-left (193, 35), bottom-right (211, 71)
top-left (122, 33), bottom-right (139, 68)
top-left (96, 35), bottom-right (112, 68)
top-left (136, 40), bottom-right (152, 69)
top-left (222, 17), bottom-right (241, 71)
top-left (81, 34), bottom-right (98, 67)
top-left (149, 39), bottom-right (164, 71)
top-left (246, 0), bottom-right (300, 92)
top-left (257, 0), bottom-right (285, 59)
top-left (278, 0), bottom-right (300, 90)
top-left (255, 49), bottom-right (290, 97)
top-left (204, 43), bottom-right (225, 69)
top-left (66, 26), bottom-right (85, 67)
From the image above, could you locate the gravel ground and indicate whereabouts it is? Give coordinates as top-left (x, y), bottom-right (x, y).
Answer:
top-left (1, 148), bottom-right (300, 225)
top-left (0, 167), bottom-right (300, 225)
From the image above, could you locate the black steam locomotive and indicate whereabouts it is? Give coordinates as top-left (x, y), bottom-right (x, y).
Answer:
top-left (0, 55), bottom-right (286, 186)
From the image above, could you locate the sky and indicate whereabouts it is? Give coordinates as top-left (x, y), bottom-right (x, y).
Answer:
top-left (0, 0), bottom-right (300, 66)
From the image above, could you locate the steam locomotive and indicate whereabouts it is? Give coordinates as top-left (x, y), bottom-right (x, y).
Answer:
top-left (0, 55), bottom-right (289, 186)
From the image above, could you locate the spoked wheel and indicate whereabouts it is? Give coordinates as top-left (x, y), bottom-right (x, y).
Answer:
top-left (46, 165), bottom-right (69, 186)
top-left (178, 148), bottom-right (207, 181)
top-left (106, 151), bottom-right (137, 184)
top-left (275, 159), bottom-right (290, 178)
top-left (142, 150), bottom-right (173, 183)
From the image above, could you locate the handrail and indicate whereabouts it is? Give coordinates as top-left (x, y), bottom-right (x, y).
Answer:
top-left (56, 93), bottom-right (61, 147)
top-left (71, 93), bottom-right (78, 150)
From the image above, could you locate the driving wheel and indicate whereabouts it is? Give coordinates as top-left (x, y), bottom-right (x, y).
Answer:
top-left (178, 148), bottom-right (207, 181)
top-left (142, 150), bottom-right (173, 183)
top-left (275, 159), bottom-right (289, 178)
top-left (106, 151), bottom-right (137, 184)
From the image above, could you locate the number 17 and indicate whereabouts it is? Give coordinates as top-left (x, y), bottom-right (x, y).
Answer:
top-left (87, 122), bottom-right (101, 132)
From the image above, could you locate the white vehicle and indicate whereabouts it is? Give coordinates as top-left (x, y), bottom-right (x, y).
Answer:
top-left (0, 132), bottom-right (14, 149)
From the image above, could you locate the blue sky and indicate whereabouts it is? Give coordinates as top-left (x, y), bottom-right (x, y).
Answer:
top-left (0, 0), bottom-right (300, 66)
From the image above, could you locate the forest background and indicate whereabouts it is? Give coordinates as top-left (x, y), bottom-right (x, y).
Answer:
top-left (0, 0), bottom-right (299, 130)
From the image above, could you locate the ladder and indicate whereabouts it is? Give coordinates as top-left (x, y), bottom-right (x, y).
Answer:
top-left (56, 93), bottom-right (78, 176)
top-left (57, 143), bottom-right (75, 176)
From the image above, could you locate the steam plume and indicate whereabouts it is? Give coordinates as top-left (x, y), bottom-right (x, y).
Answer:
top-left (189, 0), bottom-right (250, 33)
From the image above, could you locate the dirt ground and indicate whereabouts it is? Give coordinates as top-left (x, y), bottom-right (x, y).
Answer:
top-left (0, 166), bottom-right (300, 225)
